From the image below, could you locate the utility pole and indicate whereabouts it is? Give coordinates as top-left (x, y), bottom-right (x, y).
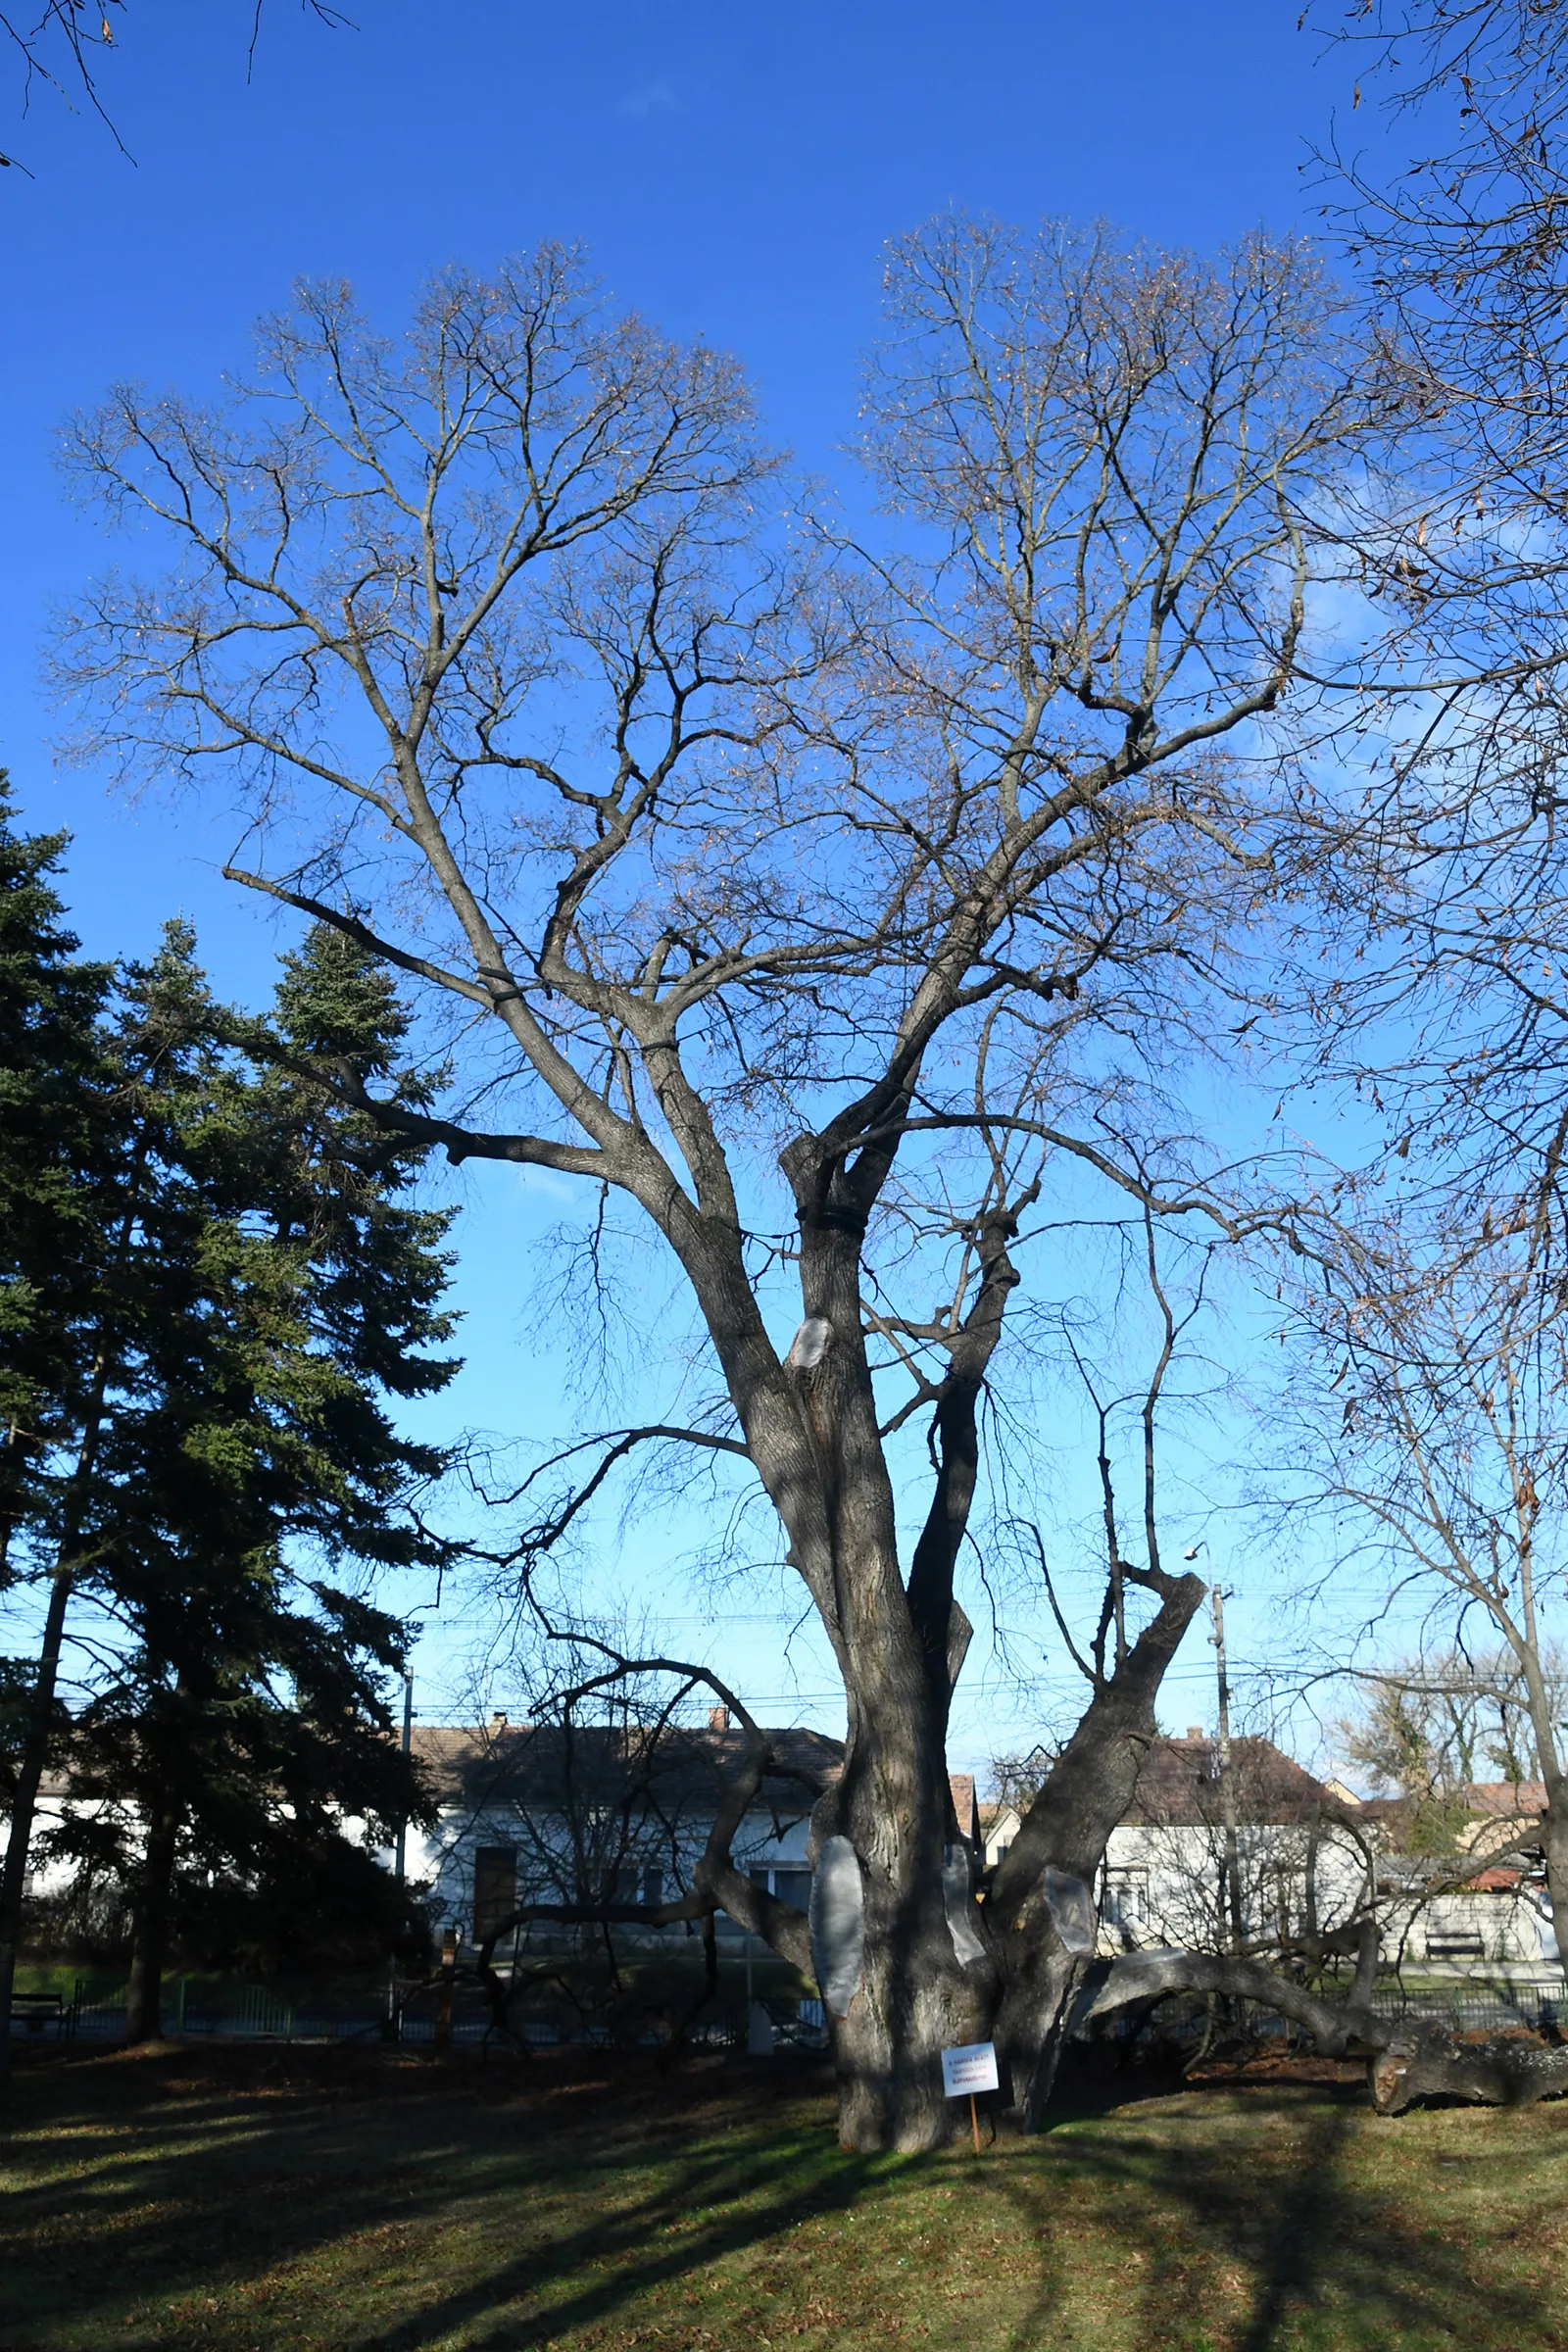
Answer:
top-left (385, 1664), bottom-right (415, 2042)
top-left (1208, 1587), bottom-right (1246, 1951)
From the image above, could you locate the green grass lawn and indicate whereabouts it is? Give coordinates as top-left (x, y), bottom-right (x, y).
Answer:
top-left (0, 2042), bottom-right (1563, 2351)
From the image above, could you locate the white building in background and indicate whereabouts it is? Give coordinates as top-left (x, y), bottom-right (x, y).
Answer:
top-left (1100, 1730), bottom-right (1371, 1954)
top-left (403, 1708), bottom-right (836, 1948)
top-left (404, 1704), bottom-right (981, 1951)
top-left (982, 1732), bottom-right (1560, 1979)
top-left (1366, 1781), bottom-right (1559, 1974)
top-left (0, 1762), bottom-right (88, 1903)
top-left (13, 1697), bottom-right (1552, 1985)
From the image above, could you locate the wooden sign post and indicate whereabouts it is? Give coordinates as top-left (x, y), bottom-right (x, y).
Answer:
top-left (940, 2039), bottom-right (999, 2152)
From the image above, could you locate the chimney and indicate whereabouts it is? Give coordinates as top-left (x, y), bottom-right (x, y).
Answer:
top-left (491, 1711), bottom-right (508, 1732)
top-left (1186, 1725), bottom-right (1202, 1741)
top-left (708, 1704), bottom-right (730, 1733)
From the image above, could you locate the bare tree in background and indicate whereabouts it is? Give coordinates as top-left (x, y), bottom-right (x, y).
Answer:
top-left (52, 222), bottom-right (1365, 2147)
top-left (1299, 0), bottom-right (1568, 1237)
top-left (1281, 1205), bottom-right (1568, 1974)
top-left (0, 1), bottom-right (347, 173)
top-left (1339, 1644), bottom-right (1568, 1824)
top-left (422, 1651), bottom-right (830, 2055)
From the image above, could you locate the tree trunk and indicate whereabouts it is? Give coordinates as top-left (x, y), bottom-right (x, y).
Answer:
top-left (672, 1136), bottom-right (1215, 2147)
top-left (124, 1798), bottom-right (180, 2045)
top-left (1080, 1947), bottom-right (1568, 2115)
top-left (990, 1563), bottom-right (1208, 2126)
top-left (1369, 2024), bottom-right (1568, 2112)
top-left (817, 1752), bottom-right (994, 2153)
top-left (798, 1569), bottom-right (1208, 2146)
top-left (829, 1945), bottom-right (983, 2152)
top-left (1536, 1796), bottom-right (1568, 1984)
top-left (0, 1556), bottom-right (75, 2085)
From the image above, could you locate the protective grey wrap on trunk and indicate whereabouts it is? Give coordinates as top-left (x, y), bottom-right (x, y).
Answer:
top-left (1042, 1867), bottom-right (1098, 1955)
top-left (809, 1835), bottom-right (865, 2017)
top-left (942, 1841), bottom-right (985, 1967)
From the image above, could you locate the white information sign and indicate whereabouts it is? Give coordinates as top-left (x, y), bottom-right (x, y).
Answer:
top-left (940, 2039), bottom-right (1000, 2098)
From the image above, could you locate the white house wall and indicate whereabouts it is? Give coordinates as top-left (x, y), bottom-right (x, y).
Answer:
top-left (408, 1802), bottom-right (816, 1943)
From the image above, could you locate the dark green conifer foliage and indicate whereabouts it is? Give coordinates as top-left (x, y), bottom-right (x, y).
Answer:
top-left (0, 779), bottom-right (112, 1573)
top-left (48, 924), bottom-right (458, 2037)
top-left (0, 787), bottom-right (118, 2075)
top-left (0, 866), bottom-right (459, 2057)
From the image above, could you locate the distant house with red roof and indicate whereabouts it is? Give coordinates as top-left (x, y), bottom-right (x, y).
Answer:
top-left (979, 1736), bottom-right (1559, 1976)
top-left (1351, 1781), bottom-right (1558, 1973)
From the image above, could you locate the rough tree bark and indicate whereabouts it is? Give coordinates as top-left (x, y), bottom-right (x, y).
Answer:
top-left (123, 1794), bottom-right (180, 2045)
top-left (0, 1354), bottom-right (110, 2083)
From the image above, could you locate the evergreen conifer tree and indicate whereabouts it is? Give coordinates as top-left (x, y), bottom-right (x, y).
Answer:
top-left (0, 778), bottom-right (113, 1574)
top-left (0, 788), bottom-right (117, 2075)
top-left (48, 924), bottom-right (459, 2038)
top-left (0, 881), bottom-right (459, 2056)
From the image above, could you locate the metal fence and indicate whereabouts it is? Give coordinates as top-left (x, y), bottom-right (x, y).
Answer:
top-left (17, 1979), bottom-right (1556, 2053)
top-left (11, 1978), bottom-right (823, 2051)
top-left (1369, 1988), bottom-right (1562, 2034)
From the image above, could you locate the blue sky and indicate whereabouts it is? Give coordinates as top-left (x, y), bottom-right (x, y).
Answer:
top-left (0, 1), bottom-right (1389, 1767)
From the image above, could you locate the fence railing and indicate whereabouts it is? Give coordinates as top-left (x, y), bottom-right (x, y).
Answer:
top-left (11, 1977), bottom-right (821, 2051)
top-left (17, 1978), bottom-right (1561, 2051)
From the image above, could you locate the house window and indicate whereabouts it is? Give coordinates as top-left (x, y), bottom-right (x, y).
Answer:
top-left (472, 1844), bottom-right (517, 1943)
top-left (641, 1864), bottom-right (663, 1907)
top-left (736, 1865), bottom-right (813, 1916)
top-left (1103, 1870), bottom-right (1148, 1932)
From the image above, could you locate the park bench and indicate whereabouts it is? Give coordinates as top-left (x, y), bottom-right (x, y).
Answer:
top-left (10, 1991), bottom-right (65, 2035)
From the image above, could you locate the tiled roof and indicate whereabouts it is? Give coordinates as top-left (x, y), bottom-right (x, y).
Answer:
top-left (1122, 1735), bottom-right (1344, 1828)
top-left (411, 1725), bottom-right (979, 1840)
top-left (411, 1721), bottom-right (842, 1819)
top-left (1347, 1795), bottom-right (1411, 1824)
top-left (1463, 1781), bottom-right (1546, 1819)
top-left (1343, 1785), bottom-right (1546, 1846)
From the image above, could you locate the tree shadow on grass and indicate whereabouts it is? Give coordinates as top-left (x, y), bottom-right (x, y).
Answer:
top-left (5, 2047), bottom-right (1566, 2351)
top-left (1, 2046), bottom-right (885, 2349)
top-left (996, 2080), bottom-right (1560, 2352)
top-left (349, 2139), bottom-right (886, 2352)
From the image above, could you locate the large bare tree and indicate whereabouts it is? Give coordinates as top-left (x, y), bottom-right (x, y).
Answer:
top-left (53, 222), bottom-right (1363, 2147)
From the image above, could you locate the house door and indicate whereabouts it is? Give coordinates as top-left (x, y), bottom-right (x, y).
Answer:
top-left (473, 1844), bottom-right (518, 1944)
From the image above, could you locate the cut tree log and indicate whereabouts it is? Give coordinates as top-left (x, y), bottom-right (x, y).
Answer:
top-left (1075, 1949), bottom-right (1568, 2116)
top-left (1369, 2025), bottom-right (1568, 2113)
